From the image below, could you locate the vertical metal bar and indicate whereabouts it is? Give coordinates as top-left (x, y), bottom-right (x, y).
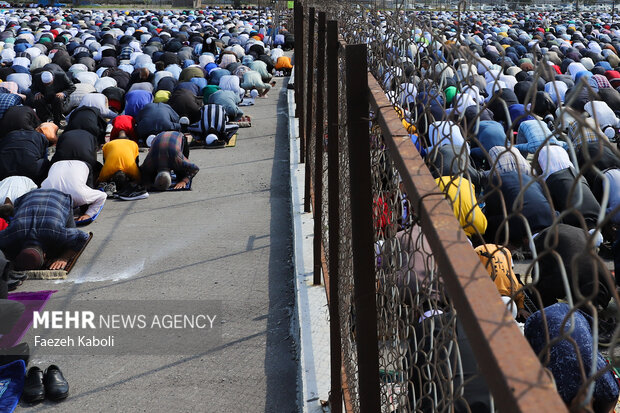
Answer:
top-left (345, 43), bottom-right (381, 413)
top-left (313, 12), bottom-right (326, 286)
top-left (294, 0), bottom-right (302, 119)
top-left (295, 1), bottom-right (305, 163)
top-left (303, 8), bottom-right (315, 213)
top-left (326, 19), bottom-right (342, 413)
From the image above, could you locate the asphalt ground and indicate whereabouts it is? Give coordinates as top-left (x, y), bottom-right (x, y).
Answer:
top-left (14, 78), bottom-right (298, 412)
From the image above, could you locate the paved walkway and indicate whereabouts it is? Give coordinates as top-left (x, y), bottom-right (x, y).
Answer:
top-left (16, 79), bottom-right (298, 412)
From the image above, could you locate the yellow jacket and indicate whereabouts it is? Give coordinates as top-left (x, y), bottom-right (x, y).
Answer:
top-left (98, 139), bottom-right (141, 183)
top-left (435, 176), bottom-right (487, 236)
top-left (474, 244), bottom-right (525, 310)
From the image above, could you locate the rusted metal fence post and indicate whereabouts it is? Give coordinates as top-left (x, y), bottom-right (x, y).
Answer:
top-left (345, 43), bottom-right (381, 413)
top-left (294, 1), bottom-right (305, 163)
top-left (326, 19), bottom-right (342, 413)
top-left (303, 8), bottom-right (315, 213)
top-left (294, 0), bottom-right (303, 118)
top-left (313, 12), bottom-right (326, 286)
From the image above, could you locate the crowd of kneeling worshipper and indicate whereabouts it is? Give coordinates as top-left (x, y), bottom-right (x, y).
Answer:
top-left (370, 8), bottom-right (620, 412)
top-left (0, 6), bottom-right (292, 406)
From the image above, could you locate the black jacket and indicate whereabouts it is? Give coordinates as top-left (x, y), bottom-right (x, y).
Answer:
top-left (51, 49), bottom-right (72, 71)
top-left (64, 106), bottom-right (107, 145)
top-left (0, 106), bottom-right (41, 137)
top-left (51, 129), bottom-right (101, 187)
top-left (0, 129), bottom-right (49, 184)
top-left (168, 88), bottom-right (202, 123)
top-left (534, 224), bottom-right (612, 308)
top-left (31, 71), bottom-right (76, 99)
top-left (106, 67), bottom-right (130, 91)
top-left (545, 167), bottom-right (601, 230)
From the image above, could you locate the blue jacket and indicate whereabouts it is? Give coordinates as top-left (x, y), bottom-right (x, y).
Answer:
top-left (134, 102), bottom-right (181, 140)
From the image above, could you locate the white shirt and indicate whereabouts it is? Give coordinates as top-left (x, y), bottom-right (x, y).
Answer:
top-left (585, 101), bottom-right (619, 130)
top-left (270, 47), bottom-right (284, 61)
top-left (94, 77), bottom-right (117, 94)
top-left (219, 75), bottom-right (244, 98)
top-left (0, 176), bottom-right (37, 203)
top-left (544, 81), bottom-right (568, 104)
top-left (397, 83), bottom-right (417, 107)
top-left (486, 80), bottom-right (506, 99)
top-left (428, 121), bottom-right (468, 153)
top-left (499, 74), bottom-right (517, 91)
top-left (453, 92), bottom-right (477, 115)
top-left (589, 41), bottom-right (602, 54)
top-left (12, 56), bottom-right (30, 68)
top-left (75, 93), bottom-right (117, 119)
top-left (568, 62), bottom-right (588, 79)
top-left (74, 71), bottom-right (99, 86)
top-left (165, 64), bottom-right (182, 80)
top-left (41, 161), bottom-right (106, 219)
top-left (538, 145), bottom-right (573, 180)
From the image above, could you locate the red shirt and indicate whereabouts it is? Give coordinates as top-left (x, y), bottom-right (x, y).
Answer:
top-left (110, 115), bottom-right (136, 140)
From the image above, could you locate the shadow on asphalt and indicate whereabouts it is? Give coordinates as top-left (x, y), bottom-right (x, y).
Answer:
top-left (264, 78), bottom-right (298, 412)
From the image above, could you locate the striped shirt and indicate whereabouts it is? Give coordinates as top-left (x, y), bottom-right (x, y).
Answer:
top-left (119, 46), bottom-right (133, 61)
top-left (515, 120), bottom-right (567, 154)
top-left (200, 104), bottom-right (227, 134)
top-left (488, 146), bottom-right (533, 176)
top-left (589, 74), bottom-right (612, 90)
top-left (0, 93), bottom-right (22, 118)
top-left (568, 119), bottom-right (601, 147)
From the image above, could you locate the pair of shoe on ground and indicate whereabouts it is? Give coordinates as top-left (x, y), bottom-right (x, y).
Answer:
top-left (115, 183), bottom-right (149, 200)
top-left (23, 365), bottom-right (68, 403)
top-left (98, 181), bottom-right (149, 201)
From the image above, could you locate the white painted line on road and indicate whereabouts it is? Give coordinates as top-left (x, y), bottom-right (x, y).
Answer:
top-left (58, 259), bottom-right (146, 284)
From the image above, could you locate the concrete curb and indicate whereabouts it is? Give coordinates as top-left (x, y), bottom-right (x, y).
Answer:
top-left (288, 88), bottom-right (331, 413)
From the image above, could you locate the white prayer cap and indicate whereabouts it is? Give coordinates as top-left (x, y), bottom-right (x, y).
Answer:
top-left (41, 71), bottom-right (53, 83)
top-left (146, 135), bottom-right (156, 147)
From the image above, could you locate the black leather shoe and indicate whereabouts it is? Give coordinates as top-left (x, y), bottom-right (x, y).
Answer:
top-left (22, 366), bottom-right (45, 404)
top-left (43, 365), bottom-right (68, 401)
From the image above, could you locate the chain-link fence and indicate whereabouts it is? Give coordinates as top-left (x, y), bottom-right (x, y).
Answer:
top-left (296, 2), bottom-right (620, 412)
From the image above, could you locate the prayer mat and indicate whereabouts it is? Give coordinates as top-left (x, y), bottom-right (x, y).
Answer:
top-left (188, 134), bottom-right (237, 149)
top-left (76, 205), bottom-right (103, 226)
top-left (42, 232), bottom-right (93, 274)
top-left (166, 172), bottom-right (192, 191)
top-left (17, 270), bottom-right (67, 280)
top-left (226, 134), bottom-right (238, 147)
top-left (0, 291), bottom-right (57, 348)
top-left (230, 115), bottom-right (252, 128)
